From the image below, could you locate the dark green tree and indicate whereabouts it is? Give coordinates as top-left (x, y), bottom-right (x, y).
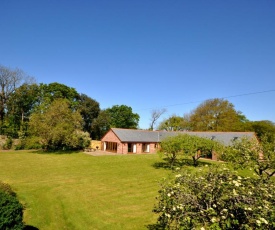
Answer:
top-left (5, 83), bottom-right (40, 137)
top-left (91, 110), bottom-right (111, 140)
top-left (106, 105), bottom-right (139, 129)
top-left (37, 82), bottom-right (80, 108)
top-left (77, 94), bottom-right (100, 135)
top-left (0, 65), bottom-right (35, 134)
top-left (91, 105), bottom-right (140, 139)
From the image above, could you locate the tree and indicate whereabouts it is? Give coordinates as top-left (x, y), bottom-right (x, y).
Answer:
top-left (152, 166), bottom-right (275, 229)
top-left (158, 115), bottom-right (189, 131)
top-left (77, 94), bottom-right (100, 135)
top-left (149, 108), bottom-right (166, 130)
top-left (91, 110), bottom-right (111, 140)
top-left (221, 136), bottom-right (275, 180)
top-left (189, 98), bottom-right (242, 131)
top-left (159, 134), bottom-right (221, 167)
top-left (0, 65), bottom-right (35, 133)
top-left (250, 120), bottom-right (275, 142)
top-left (29, 99), bottom-right (90, 150)
top-left (106, 105), bottom-right (140, 129)
top-left (5, 83), bottom-right (40, 137)
top-left (37, 82), bottom-right (80, 108)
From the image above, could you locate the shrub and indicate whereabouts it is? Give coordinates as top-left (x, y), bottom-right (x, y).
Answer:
top-left (15, 136), bottom-right (42, 150)
top-left (152, 166), bottom-right (275, 229)
top-left (0, 182), bottom-right (16, 197)
top-left (3, 137), bottom-right (13, 150)
top-left (0, 183), bottom-right (24, 230)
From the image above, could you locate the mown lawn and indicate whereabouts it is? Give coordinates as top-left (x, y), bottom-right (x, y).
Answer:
top-left (0, 151), bottom-right (170, 230)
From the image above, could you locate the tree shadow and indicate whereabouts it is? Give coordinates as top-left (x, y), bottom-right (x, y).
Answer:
top-left (152, 157), bottom-right (213, 170)
top-left (24, 225), bottom-right (39, 230)
top-left (146, 224), bottom-right (163, 230)
top-left (34, 149), bottom-right (82, 155)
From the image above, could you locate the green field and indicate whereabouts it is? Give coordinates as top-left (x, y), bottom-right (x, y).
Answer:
top-left (0, 151), bottom-right (170, 230)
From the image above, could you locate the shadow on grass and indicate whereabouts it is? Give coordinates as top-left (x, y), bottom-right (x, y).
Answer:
top-left (24, 225), bottom-right (39, 230)
top-left (146, 224), bottom-right (162, 229)
top-left (34, 149), bottom-right (82, 155)
top-left (152, 157), bottom-right (213, 170)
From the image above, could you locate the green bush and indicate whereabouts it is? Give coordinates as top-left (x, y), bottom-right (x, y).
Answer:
top-left (152, 166), bottom-right (275, 229)
top-left (3, 137), bottom-right (13, 150)
top-left (0, 183), bottom-right (24, 230)
top-left (15, 136), bottom-right (42, 150)
top-left (0, 182), bottom-right (16, 197)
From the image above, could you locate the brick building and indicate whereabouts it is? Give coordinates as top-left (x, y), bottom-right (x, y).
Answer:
top-left (101, 128), bottom-right (256, 159)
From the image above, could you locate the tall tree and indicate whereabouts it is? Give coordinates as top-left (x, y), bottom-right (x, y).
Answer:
top-left (189, 98), bottom-right (241, 131)
top-left (5, 83), bottom-right (40, 137)
top-left (91, 105), bottom-right (140, 140)
top-left (149, 108), bottom-right (166, 130)
top-left (37, 82), bottom-right (80, 108)
top-left (0, 65), bottom-right (35, 131)
top-left (77, 94), bottom-right (100, 135)
top-left (106, 105), bottom-right (140, 129)
top-left (158, 115), bottom-right (189, 131)
top-left (29, 99), bottom-right (90, 150)
top-left (91, 110), bottom-right (111, 140)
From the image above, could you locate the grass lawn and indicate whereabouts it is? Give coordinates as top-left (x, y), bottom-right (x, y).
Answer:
top-left (0, 151), bottom-right (170, 230)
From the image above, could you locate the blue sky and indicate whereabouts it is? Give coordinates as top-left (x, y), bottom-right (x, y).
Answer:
top-left (1, 0), bottom-right (274, 129)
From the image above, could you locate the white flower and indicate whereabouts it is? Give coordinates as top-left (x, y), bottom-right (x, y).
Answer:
top-left (175, 174), bottom-right (181, 178)
top-left (256, 220), bottom-right (261, 225)
top-left (259, 218), bottom-right (268, 224)
top-left (211, 217), bottom-right (217, 223)
top-left (201, 227), bottom-right (205, 230)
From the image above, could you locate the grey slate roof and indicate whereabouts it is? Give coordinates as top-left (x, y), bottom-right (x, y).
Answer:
top-left (111, 128), bottom-right (256, 146)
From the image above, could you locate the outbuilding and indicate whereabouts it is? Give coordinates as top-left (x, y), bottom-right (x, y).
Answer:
top-left (101, 128), bottom-right (257, 159)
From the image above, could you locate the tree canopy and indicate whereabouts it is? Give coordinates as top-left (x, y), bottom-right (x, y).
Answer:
top-left (29, 99), bottom-right (90, 150)
top-left (189, 98), bottom-right (243, 131)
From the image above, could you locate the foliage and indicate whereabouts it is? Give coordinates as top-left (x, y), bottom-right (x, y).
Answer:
top-left (37, 82), bottom-right (80, 107)
top-left (0, 65), bottom-right (35, 135)
top-left (0, 182), bottom-right (16, 197)
top-left (159, 134), bottom-right (222, 167)
top-left (91, 110), bottom-right (111, 140)
top-left (3, 137), bottom-right (13, 150)
top-left (0, 182), bottom-right (24, 230)
top-left (250, 120), bottom-right (275, 142)
top-left (29, 99), bottom-right (90, 150)
top-left (152, 166), bottom-right (275, 230)
top-left (77, 93), bottom-right (100, 135)
top-left (221, 136), bottom-right (275, 180)
top-left (189, 98), bottom-right (245, 131)
top-left (15, 136), bottom-right (42, 150)
top-left (106, 104), bottom-right (140, 129)
top-left (6, 83), bottom-right (40, 137)
top-left (158, 115), bottom-right (189, 131)
top-left (92, 105), bottom-right (140, 139)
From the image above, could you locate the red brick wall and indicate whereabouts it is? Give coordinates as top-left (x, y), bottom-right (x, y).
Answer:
top-left (101, 130), bottom-right (159, 154)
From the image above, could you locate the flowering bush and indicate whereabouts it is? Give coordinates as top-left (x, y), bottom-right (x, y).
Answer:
top-left (221, 136), bottom-right (275, 180)
top-left (152, 166), bottom-right (275, 229)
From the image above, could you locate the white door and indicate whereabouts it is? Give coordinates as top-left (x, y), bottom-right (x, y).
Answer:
top-left (133, 144), bottom-right (137, 153)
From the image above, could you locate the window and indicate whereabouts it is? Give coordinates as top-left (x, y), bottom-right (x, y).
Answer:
top-left (105, 142), bottom-right (117, 152)
top-left (142, 143), bottom-right (150, 153)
